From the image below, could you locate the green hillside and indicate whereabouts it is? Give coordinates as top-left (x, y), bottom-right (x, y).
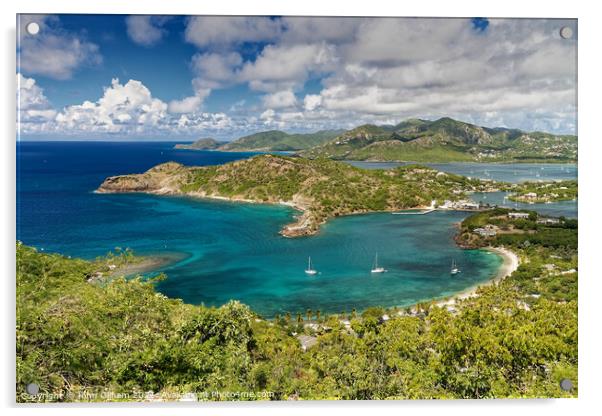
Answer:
top-left (300, 118), bottom-right (577, 163)
top-left (219, 129), bottom-right (343, 152)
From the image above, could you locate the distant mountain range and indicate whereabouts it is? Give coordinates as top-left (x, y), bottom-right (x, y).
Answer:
top-left (300, 118), bottom-right (577, 163)
top-left (174, 117), bottom-right (577, 163)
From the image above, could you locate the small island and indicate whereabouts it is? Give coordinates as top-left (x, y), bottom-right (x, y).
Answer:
top-left (173, 138), bottom-right (224, 150)
top-left (97, 155), bottom-right (495, 237)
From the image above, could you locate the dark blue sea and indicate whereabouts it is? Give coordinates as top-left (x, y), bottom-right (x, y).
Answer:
top-left (17, 142), bottom-right (575, 316)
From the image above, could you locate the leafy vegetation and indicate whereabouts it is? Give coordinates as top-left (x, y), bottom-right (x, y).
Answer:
top-left (456, 208), bottom-right (578, 250)
top-left (300, 117), bottom-right (577, 163)
top-left (16, 212), bottom-right (578, 402)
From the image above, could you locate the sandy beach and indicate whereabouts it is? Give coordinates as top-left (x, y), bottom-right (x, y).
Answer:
top-left (108, 254), bottom-right (182, 278)
top-left (433, 246), bottom-right (520, 308)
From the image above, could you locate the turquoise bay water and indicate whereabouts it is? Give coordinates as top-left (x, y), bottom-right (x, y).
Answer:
top-left (471, 191), bottom-right (577, 218)
top-left (151, 201), bottom-right (502, 316)
top-left (18, 142), bottom-right (574, 317)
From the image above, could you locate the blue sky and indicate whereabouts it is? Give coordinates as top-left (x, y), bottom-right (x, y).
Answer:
top-left (17, 15), bottom-right (577, 140)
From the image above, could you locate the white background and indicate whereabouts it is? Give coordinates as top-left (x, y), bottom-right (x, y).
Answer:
top-left (2, 0), bottom-right (600, 415)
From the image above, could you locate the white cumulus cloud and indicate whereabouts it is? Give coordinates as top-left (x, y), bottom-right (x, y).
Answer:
top-left (260, 108), bottom-right (275, 121)
top-left (18, 76), bottom-right (239, 138)
top-left (262, 90), bottom-right (297, 109)
top-left (191, 52), bottom-right (243, 89)
top-left (17, 73), bottom-right (57, 136)
top-left (126, 15), bottom-right (171, 47)
top-left (185, 16), bottom-right (282, 48)
top-left (303, 94), bottom-right (322, 111)
top-left (168, 95), bottom-right (204, 114)
top-left (55, 78), bottom-right (167, 133)
top-left (239, 43), bottom-right (338, 92)
top-left (168, 84), bottom-right (211, 114)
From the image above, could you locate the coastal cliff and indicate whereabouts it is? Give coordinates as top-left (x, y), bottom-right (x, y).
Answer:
top-left (97, 155), bottom-right (493, 237)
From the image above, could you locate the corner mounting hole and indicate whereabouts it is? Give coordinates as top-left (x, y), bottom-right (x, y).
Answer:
top-left (26, 22), bottom-right (40, 35)
top-left (560, 26), bottom-right (573, 39)
top-left (559, 378), bottom-right (573, 391)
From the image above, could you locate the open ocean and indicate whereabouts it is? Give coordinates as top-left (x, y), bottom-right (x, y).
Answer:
top-left (16, 142), bottom-right (577, 316)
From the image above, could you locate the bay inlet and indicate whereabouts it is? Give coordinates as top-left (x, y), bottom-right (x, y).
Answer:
top-left (17, 142), bottom-right (575, 316)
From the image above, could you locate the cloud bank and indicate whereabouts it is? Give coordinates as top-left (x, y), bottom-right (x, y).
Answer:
top-left (18, 16), bottom-right (577, 138)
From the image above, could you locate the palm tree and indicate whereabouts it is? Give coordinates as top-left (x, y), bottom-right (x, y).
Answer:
top-left (316, 310), bottom-right (321, 322)
top-left (306, 309), bottom-right (312, 322)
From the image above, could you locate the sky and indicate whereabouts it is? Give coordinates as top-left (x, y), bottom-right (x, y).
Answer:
top-left (16, 15), bottom-right (577, 141)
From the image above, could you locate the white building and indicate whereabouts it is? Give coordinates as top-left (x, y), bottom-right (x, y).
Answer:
top-left (460, 201), bottom-right (480, 210)
top-left (508, 212), bottom-right (530, 219)
top-left (537, 217), bottom-right (561, 225)
top-left (474, 227), bottom-right (497, 237)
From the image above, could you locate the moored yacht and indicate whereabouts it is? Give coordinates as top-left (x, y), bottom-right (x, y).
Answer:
top-left (305, 256), bottom-right (317, 275)
top-left (450, 259), bottom-right (460, 275)
top-left (371, 253), bottom-right (387, 273)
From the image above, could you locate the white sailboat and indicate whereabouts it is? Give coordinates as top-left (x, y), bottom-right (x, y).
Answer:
top-left (305, 256), bottom-right (317, 275)
top-left (371, 253), bottom-right (387, 273)
top-left (450, 259), bottom-right (460, 275)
